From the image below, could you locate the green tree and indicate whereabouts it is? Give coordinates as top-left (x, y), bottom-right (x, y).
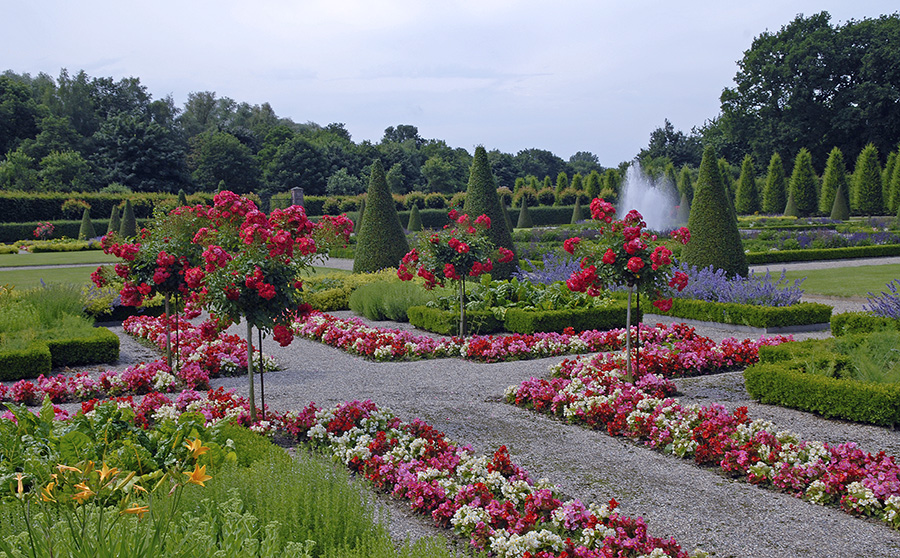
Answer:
top-left (717, 158), bottom-right (735, 203)
top-left (38, 150), bottom-right (91, 191)
top-left (682, 146), bottom-right (748, 277)
top-left (78, 207), bottom-right (96, 239)
top-left (884, 150), bottom-right (897, 209)
top-left (637, 119), bottom-right (703, 168)
top-left (584, 170), bottom-right (602, 199)
top-left (570, 173), bottom-right (583, 192)
top-left (676, 191), bottom-right (690, 225)
top-left (463, 146), bottom-right (517, 279)
top-left (788, 148), bottom-right (818, 217)
top-left (734, 155), bottom-right (759, 215)
top-left (354, 197), bottom-right (365, 233)
top-left (555, 171), bottom-right (569, 196)
top-left (0, 150), bottom-right (39, 190)
top-left (0, 75), bottom-right (43, 155)
top-left (819, 147), bottom-right (847, 215)
top-left (264, 136), bottom-right (328, 195)
top-left (326, 168), bottom-right (364, 196)
top-left (353, 160), bottom-right (409, 273)
top-left (119, 199), bottom-right (137, 238)
top-left (407, 204), bottom-right (423, 231)
top-left (852, 143), bottom-right (883, 215)
top-left (187, 130), bottom-right (260, 193)
top-left (831, 183), bottom-right (850, 221)
top-left (677, 165), bottom-right (694, 204)
top-left (762, 153), bottom-right (787, 214)
top-left (177, 189), bottom-right (188, 207)
top-left (516, 198), bottom-right (533, 229)
top-left (107, 204), bottom-right (120, 234)
top-left (891, 155), bottom-right (900, 215)
top-left (421, 155), bottom-right (458, 193)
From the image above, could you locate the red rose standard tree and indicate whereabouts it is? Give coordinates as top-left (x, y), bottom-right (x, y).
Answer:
top-left (564, 198), bottom-right (690, 379)
top-left (397, 209), bottom-right (515, 336)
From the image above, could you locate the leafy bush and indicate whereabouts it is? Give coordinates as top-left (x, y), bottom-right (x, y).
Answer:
top-left (425, 192), bottom-right (446, 209)
top-left (661, 299), bottom-right (832, 328)
top-left (303, 269), bottom-right (397, 311)
top-left (672, 263), bottom-right (804, 306)
top-left (407, 305), bottom-right (503, 335)
top-left (428, 276), bottom-right (611, 314)
top-left (537, 187), bottom-right (556, 206)
top-left (349, 281), bottom-right (437, 322)
top-left (504, 304), bottom-right (633, 334)
top-left (831, 311), bottom-right (900, 337)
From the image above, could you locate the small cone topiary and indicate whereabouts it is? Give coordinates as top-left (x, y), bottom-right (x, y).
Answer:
top-left (516, 198), bottom-right (533, 228)
top-left (119, 200), bottom-right (137, 238)
top-left (177, 189), bottom-right (188, 207)
top-left (570, 197), bottom-right (583, 224)
top-left (676, 191), bottom-right (690, 225)
top-left (819, 147), bottom-right (847, 216)
top-left (831, 183), bottom-right (850, 221)
top-left (762, 153), bottom-right (787, 214)
top-left (734, 155), bottom-right (759, 215)
top-left (107, 205), bottom-right (120, 234)
top-left (78, 208), bottom-right (96, 240)
top-left (852, 143), bottom-right (883, 216)
top-left (463, 146), bottom-right (517, 279)
top-left (788, 148), bottom-right (818, 217)
top-left (682, 146), bottom-right (748, 278)
top-left (407, 204), bottom-right (423, 231)
top-left (353, 160), bottom-right (410, 273)
top-left (783, 191), bottom-right (799, 217)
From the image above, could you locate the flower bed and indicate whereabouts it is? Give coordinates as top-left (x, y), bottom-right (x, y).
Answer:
top-left (507, 355), bottom-right (900, 530)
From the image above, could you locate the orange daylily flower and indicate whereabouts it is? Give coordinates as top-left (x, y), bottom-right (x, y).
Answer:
top-left (98, 463), bottom-right (119, 484)
top-left (41, 481), bottom-right (56, 503)
top-left (15, 473), bottom-right (24, 496)
top-left (184, 439), bottom-right (209, 459)
top-left (72, 483), bottom-right (95, 504)
top-left (56, 464), bottom-right (82, 474)
top-left (121, 504), bottom-right (150, 519)
top-left (183, 464), bottom-right (212, 486)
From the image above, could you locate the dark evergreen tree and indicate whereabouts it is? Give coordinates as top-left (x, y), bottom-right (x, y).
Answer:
top-left (762, 153), bottom-right (787, 214)
top-left (819, 147), bottom-right (847, 215)
top-left (682, 146), bottom-right (748, 277)
top-left (734, 155), bottom-right (759, 214)
top-left (353, 160), bottom-right (410, 273)
top-left (788, 148), bottom-right (818, 217)
top-left (516, 198), bottom-right (533, 229)
top-left (852, 143), bottom-right (883, 215)
top-left (119, 199), bottom-right (137, 238)
top-left (407, 204), bottom-right (423, 231)
top-left (107, 205), bottom-right (120, 234)
top-left (78, 208), bottom-right (96, 240)
top-left (464, 146), bottom-right (517, 279)
top-left (677, 165), bottom-right (694, 204)
top-left (831, 183), bottom-right (850, 221)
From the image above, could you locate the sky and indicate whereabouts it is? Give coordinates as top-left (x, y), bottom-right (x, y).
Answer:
top-left (3, 0), bottom-right (898, 167)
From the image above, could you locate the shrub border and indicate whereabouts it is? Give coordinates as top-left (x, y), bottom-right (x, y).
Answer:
top-left (647, 299), bottom-right (832, 331)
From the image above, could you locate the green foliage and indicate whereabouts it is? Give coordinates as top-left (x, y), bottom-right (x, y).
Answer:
top-left (119, 199), bottom-right (137, 238)
top-left (734, 155), bottom-right (759, 215)
top-left (303, 269), bottom-right (396, 311)
top-left (536, 187), bottom-right (556, 206)
top-left (406, 306), bottom-right (503, 335)
top-left (830, 183), bottom-right (850, 221)
top-left (348, 281), bottom-right (437, 322)
top-left (407, 204), bottom-right (422, 231)
top-left (78, 207), bottom-right (96, 240)
top-left (570, 197), bottom-right (583, 224)
top-left (852, 143), bottom-right (884, 215)
top-left (45, 327), bottom-right (119, 368)
top-left (0, 343), bottom-right (52, 381)
top-left (831, 311), bottom-right (900, 337)
top-left (820, 147), bottom-right (847, 215)
top-left (762, 153), bottom-right (786, 213)
top-left (676, 191), bottom-right (690, 225)
top-left (677, 165), bottom-right (694, 204)
top-left (746, 244), bottom-right (900, 265)
top-left (891, 149), bottom-right (900, 214)
top-left (682, 146), bottom-right (748, 277)
top-left (353, 160), bottom-right (410, 273)
top-left (0, 191), bottom-right (213, 224)
top-left (503, 304), bottom-right (632, 334)
top-left (783, 191), bottom-right (799, 217)
top-left (354, 198), bottom-right (365, 232)
top-left (463, 146), bottom-right (517, 279)
top-left (662, 298), bottom-right (832, 328)
top-left (788, 148), bottom-right (818, 216)
top-left (516, 199), bottom-right (533, 228)
top-left (107, 204), bottom-right (120, 234)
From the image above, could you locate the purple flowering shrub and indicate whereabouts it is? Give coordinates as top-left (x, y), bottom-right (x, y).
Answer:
top-left (672, 262), bottom-right (804, 307)
top-left (513, 251), bottom-right (581, 285)
top-left (742, 228), bottom-right (900, 252)
top-left (865, 280), bottom-right (900, 319)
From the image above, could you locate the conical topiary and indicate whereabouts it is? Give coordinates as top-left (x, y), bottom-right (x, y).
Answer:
top-left (503, 202), bottom-right (514, 234)
top-left (682, 146), bottom-right (748, 278)
top-left (463, 146), bottom-right (517, 279)
top-left (177, 189), bottom-right (188, 207)
top-left (570, 197), bottom-right (583, 224)
top-left (783, 191), bottom-right (799, 217)
top-left (119, 199), bottom-right (137, 239)
top-left (852, 143), bottom-right (883, 216)
top-left (353, 160), bottom-right (410, 273)
top-left (734, 155), bottom-right (759, 215)
top-left (355, 198), bottom-right (366, 232)
top-left (678, 165), bottom-right (694, 205)
top-left (78, 208), bottom-right (96, 240)
top-left (407, 204), bottom-right (423, 231)
top-left (831, 183), bottom-right (850, 221)
top-left (820, 147), bottom-right (847, 215)
top-left (890, 151), bottom-right (900, 214)
top-left (676, 191), bottom-right (690, 225)
top-left (107, 205), bottom-right (120, 234)
top-left (788, 148), bottom-right (818, 217)
top-left (762, 153), bottom-right (786, 214)
top-left (516, 198), bottom-right (533, 229)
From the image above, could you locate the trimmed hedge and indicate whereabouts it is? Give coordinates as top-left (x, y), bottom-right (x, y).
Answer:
top-left (503, 304), bottom-right (636, 334)
top-left (46, 327), bottom-right (120, 367)
top-left (406, 306), bottom-right (504, 335)
top-left (746, 244), bottom-right (900, 264)
top-left (0, 192), bottom-right (215, 223)
top-left (744, 362), bottom-right (900, 427)
top-left (831, 311), bottom-right (900, 336)
top-left (0, 220), bottom-right (150, 243)
top-left (655, 299), bottom-right (832, 329)
top-left (0, 344), bottom-right (52, 381)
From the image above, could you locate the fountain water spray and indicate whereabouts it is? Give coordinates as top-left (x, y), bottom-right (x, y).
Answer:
top-left (617, 164), bottom-right (681, 231)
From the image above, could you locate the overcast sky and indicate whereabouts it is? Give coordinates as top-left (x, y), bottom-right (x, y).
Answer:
top-left (3, 1), bottom-right (897, 166)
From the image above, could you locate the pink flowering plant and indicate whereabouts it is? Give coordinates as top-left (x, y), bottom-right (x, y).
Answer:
top-left (398, 209), bottom-right (515, 336)
top-left (33, 222), bottom-right (54, 240)
top-left (564, 198), bottom-right (691, 377)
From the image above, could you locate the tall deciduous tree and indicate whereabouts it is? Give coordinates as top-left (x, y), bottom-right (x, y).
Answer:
top-left (762, 153), bottom-right (787, 214)
top-left (353, 160), bottom-right (409, 273)
top-left (734, 155), bottom-right (759, 215)
top-left (852, 143), bottom-right (883, 216)
top-left (682, 146), bottom-right (748, 277)
top-left (788, 148), bottom-right (818, 217)
top-left (187, 130), bottom-right (260, 193)
top-left (819, 148), bottom-right (848, 215)
top-left (464, 146), bottom-right (517, 279)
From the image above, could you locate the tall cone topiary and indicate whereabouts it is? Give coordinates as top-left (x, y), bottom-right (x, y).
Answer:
top-left (463, 146), bottom-right (517, 279)
top-left (407, 204), bottom-right (423, 231)
top-left (891, 153), bottom-right (900, 215)
top-left (355, 198), bottom-right (366, 232)
top-left (762, 153), bottom-right (786, 214)
top-left (353, 160), bottom-right (410, 273)
top-left (119, 199), bottom-right (137, 239)
top-left (78, 208), bottom-right (96, 240)
top-left (107, 205), bottom-right (120, 234)
top-left (734, 155), bottom-right (759, 215)
top-left (788, 148), bottom-right (818, 217)
top-left (676, 191), bottom-right (690, 225)
top-left (853, 143), bottom-right (883, 216)
top-left (783, 191), bottom-right (799, 217)
top-left (516, 198), bottom-right (533, 229)
top-left (571, 196), bottom-right (583, 224)
top-left (682, 146), bottom-right (748, 278)
top-left (503, 202), bottom-right (514, 234)
top-left (831, 183), bottom-right (850, 221)
top-left (678, 165), bottom-right (694, 205)
top-left (820, 147), bottom-right (847, 215)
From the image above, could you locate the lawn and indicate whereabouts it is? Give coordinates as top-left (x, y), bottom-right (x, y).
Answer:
top-left (0, 250), bottom-right (120, 267)
top-left (780, 264), bottom-right (900, 298)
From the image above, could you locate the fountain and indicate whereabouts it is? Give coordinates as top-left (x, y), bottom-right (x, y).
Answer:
top-left (616, 164), bottom-right (681, 231)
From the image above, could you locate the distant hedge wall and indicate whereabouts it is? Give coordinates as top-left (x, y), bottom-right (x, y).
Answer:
top-left (0, 192), bottom-right (215, 223)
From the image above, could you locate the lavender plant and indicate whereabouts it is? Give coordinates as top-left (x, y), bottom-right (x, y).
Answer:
top-left (672, 262), bottom-right (805, 307)
top-left (513, 251), bottom-right (581, 285)
top-left (865, 279), bottom-right (900, 319)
